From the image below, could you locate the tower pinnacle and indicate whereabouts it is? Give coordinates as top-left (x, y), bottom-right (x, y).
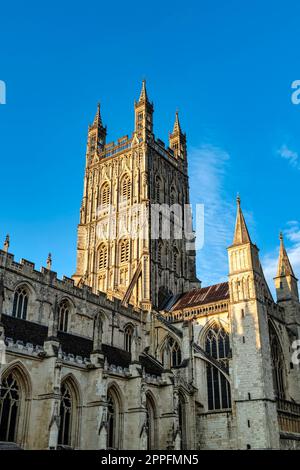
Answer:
top-left (233, 197), bottom-right (251, 245)
top-left (276, 232), bottom-right (295, 278)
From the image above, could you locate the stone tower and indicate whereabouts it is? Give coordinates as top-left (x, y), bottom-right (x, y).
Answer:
top-left (227, 197), bottom-right (280, 449)
top-left (274, 233), bottom-right (300, 331)
top-left (73, 81), bottom-right (199, 310)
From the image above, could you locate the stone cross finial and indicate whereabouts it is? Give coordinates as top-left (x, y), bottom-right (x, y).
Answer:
top-left (46, 253), bottom-right (52, 270)
top-left (3, 234), bottom-right (9, 252)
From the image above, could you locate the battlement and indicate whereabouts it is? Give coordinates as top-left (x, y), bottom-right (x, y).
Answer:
top-left (99, 135), bottom-right (132, 159)
top-left (0, 249), bottom-right (142, 319)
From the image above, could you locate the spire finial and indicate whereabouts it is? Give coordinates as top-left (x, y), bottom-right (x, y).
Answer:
top-left (233, 196), bottom-right (251, 245)
top-left (172, 110), bottom-right (182, 134)
top-left (3, 234), bottom-right (9, 253)
top-left (277, 231), bottom-right (295, 277)
top-left (46, 253), bottom-right (52, 270)
top-left (93, 102), bottom-right (103, 127)
top-left (139, 79), bottom-right (148, 103)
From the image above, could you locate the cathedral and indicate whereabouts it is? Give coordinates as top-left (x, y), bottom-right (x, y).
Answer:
top-left (0, 81), bottom-right (300, 450)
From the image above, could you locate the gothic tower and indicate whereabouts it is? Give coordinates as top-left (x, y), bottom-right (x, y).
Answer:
top-left (73, 82), bottom-right (199, 310)
top-left (228, 197), bottom-right (280, 449)
top-left (274, 233), bottom-right (300, 331)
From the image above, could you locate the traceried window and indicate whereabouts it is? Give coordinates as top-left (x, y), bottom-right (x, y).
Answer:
top-left (100, 183), bottom-right (110, 208)
top-left (107, 388), bottom-right (121, 449)
top-left (269, 322), bottom-right (285, 399)
top-left (98, 244), bottom-right (108, 270)
top-left (161, 336), bottom-right (182, 368)
top-left (173, 247), bottom-right (179, 274)
top-left (12, 286), bottom-right (29, 320)
top-left (120, 174), bottom-right (131, 203)
top-left (58, 300), bottom-right (70, 333)
top-left (205, 324), bottom-right (231, 411)
top-left (0, 372), bottom-right (21, 442)
top-left (119, 239), bottom-right (129, 264)
top-left (155, 177), bottom-right (161, 203)
top-left (58, 382), bottom-right (73, 447)
top-left (124, 324), bottom-right (134, 353)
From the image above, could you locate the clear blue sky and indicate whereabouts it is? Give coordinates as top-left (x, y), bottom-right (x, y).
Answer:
top-left (1, 0), bottom-right (300, 293)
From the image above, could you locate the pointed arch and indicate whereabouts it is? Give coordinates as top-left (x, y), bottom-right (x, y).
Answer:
top-left (145, 391), bottom-right (158, 450)
top-left (160, 334), bottom-right (182, 368)
top-left (120, 173), bottom-right (131, 203)
top-left (124, 323), bottom-right (134, 353)
top-left (269, 320), bottom-right (286, 400)
top-left (0, 361), bottom-right (32, 447)
top-left (100, 181), bottom-right (111, 208)
top-left (200, 320), bottom-right (231, 411)
top-left (58, 374), bottom-right (81, 449)
top-left (106, 382), bottom-right (124, 449)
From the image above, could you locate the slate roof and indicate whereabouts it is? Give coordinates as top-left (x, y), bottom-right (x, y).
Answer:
top-left (167, 282), bottom-right (229, 311)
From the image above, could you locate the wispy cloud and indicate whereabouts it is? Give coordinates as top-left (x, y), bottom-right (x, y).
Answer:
top-left (277, 145), bottom-right (300, 170)
top-left (189, 144), bottom-right (235, 286)
top-left (262, 221), bottom-right (300, 296)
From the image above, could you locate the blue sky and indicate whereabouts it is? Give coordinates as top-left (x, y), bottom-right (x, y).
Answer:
top-left (1, 0), bottom-right (300, 295)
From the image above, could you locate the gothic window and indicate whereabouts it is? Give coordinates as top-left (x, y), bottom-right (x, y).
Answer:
top-left (98, 244), bottom-right (108, 270)
top-left (269, 323), bottom-right (285, 400)
top-left (58, 382), bottom-right (73, 447)
top-left (120, 174), bottom-right (131, 203)
top-left (173, 247), bottom-right (179, 274)
top-left (205, 324), bottom-right (231, 411)
top-left (58, 300), bottom-right (70, 333)
top-left (119, 239), bottom-right (129, 264)
top-left (107, 388), bottom-right (121, 449)
top-left (12, 286), bottom-right (29, 320)
top-left (124, 324), bottom-right (134, 353)
top-left (178, 392), bottom-right (187, 450)
top-left (146, 395), bottom-right (156, 450)
top-left (0, 372), bottom-right (21, 442)
top-left (161, 336), bottom-right (182, 368)
top-left (155, 177), bottom-right (161, 203)
top-left (100, 183), bottom-right (110, 208)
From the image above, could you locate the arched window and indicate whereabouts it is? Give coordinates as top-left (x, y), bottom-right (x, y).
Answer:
top-left (100, 182), bottom-right (110, 208)
top-left (155, 176), bottom-right (161, 203)
top-left (173, 247), bottom-right (179, 274)
top-left (58, 300), bottom-right (70, 333)
top-left (119, 239), bottom-right (129, 264)
top-left (178, 392), bottom-right (187, 450)
top-left (146, 395), bottom-right (156, 450)
top-left (58, 382), bottom-right (73, 447)
top-left (124, 325), bottom-right (134, 353)
top-left (161, 336), bottom-right (182, 368)
top-left (12, 286), bottom-right (29, 320)
top-left (107, 387), bottom-right (122, 449)
top-left (98, 244), bottom-right (108, 270)
top-left (120, 174), bottom-right (131, 203)
top-left (0, 372), bottom-right (21, 442)
top-left (205, 324), bottom-right (231, 411)
top-left (269, 323), bottom-right (285, 399)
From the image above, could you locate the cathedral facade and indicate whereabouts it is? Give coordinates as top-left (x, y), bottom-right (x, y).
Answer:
top-left (0, 82), bottom-right (300, 450)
